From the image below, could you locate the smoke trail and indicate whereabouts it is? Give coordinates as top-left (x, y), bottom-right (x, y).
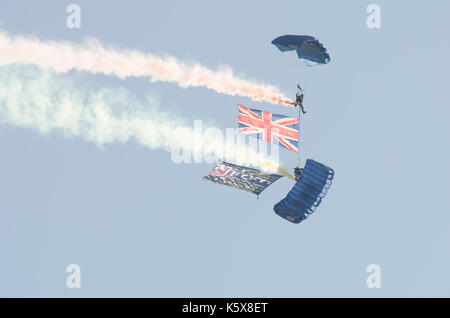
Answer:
top-left (0, 31), bottom-right (296, 106)
top-left (0, 65), bottom-right (293, 179)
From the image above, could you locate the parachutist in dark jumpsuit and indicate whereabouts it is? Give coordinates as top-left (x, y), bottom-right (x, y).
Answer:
top-left (294, 167), bottom-right (303, 181)
top-left (296, 92), bottom-right (306, 114)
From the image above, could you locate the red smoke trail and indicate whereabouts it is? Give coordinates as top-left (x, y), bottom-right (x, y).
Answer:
top-left (0, 31), bottom-right (296, 106)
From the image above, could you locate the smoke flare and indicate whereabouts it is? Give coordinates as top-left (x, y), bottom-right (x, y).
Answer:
top-left (0, 65), bottom-right (293, 179)
top-left (0, 31), bottom-right (296, 106)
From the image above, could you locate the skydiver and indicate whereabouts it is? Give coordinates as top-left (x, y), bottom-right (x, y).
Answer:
top-left (294, 167), bottom-right (303, 181)
top-left (296, 84), bottom-right (306, 114)
top-left (296, 92), bottom-right (306, 114)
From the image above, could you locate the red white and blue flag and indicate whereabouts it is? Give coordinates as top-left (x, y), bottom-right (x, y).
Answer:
top-left (238, 104), bottom-right (299, 152)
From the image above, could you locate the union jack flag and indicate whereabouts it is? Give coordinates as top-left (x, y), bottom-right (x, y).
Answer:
top-left (238, 104), bottom-right (299, 152)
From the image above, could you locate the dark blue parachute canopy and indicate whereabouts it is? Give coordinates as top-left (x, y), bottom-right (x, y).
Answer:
top-left (271, 35), bottom-right (330, 66)
top-left (274, 159), bottom-right (334, 224)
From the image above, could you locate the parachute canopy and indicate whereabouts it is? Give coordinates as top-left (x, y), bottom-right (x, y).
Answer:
top-left (271, 35), bottom-right (330, 66)
top-left (203, 160), bottom-right (283, 195)
top-left (273, 159), bottom-right (334, 224)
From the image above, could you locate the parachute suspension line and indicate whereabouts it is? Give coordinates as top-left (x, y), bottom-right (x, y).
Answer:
top-left (297, 99), bottom-right (302, 168)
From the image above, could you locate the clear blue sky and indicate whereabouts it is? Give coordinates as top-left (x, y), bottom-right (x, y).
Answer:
top-left (0, 0), bottom-right (449, 297)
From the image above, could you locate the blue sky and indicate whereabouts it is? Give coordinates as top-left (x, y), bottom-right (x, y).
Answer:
top-left (0, 1), bottom-right (449, 297)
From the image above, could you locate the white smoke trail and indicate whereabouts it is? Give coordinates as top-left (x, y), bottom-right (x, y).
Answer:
top-left (0, 31), bottom-right (296, 106)
top-left (0, 65), bottom-right (293, 177)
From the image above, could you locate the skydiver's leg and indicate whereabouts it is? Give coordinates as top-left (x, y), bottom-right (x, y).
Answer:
top-left (300, 105), bottom-right (306, 114)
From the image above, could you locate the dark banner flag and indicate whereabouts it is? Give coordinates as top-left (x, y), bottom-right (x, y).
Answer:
top-left (203, 160), bottom-right (283, 195)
